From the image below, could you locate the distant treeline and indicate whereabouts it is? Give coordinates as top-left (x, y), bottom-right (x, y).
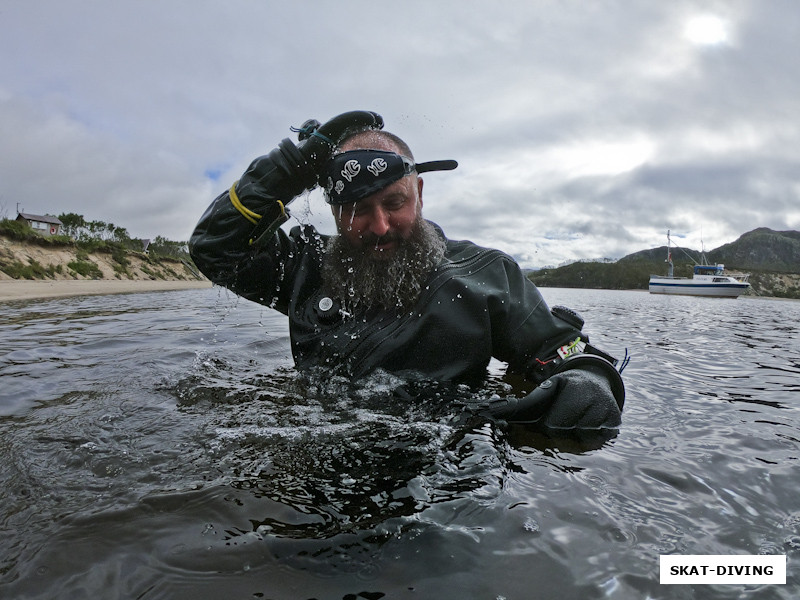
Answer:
top-left (57, 212), bottom-right (189, 258)
top-left (528, 259), bottom-right (671, 290)
top-left (1, 213), bottom-right (189, 260)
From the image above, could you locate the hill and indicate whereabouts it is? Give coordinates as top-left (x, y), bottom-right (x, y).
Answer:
top-left (0, 232), bottom-right (204, 283)
top-left (528, 228), bottom-right (800, 299)
top-left (708, 228), bottom-right (800, 271)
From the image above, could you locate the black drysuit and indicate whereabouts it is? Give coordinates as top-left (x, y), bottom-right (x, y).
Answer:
top-left (189, 153), bottom-right (624, 429)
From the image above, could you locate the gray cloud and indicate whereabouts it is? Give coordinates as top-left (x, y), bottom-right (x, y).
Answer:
top-left (1, 0), bottom-right (798, 267)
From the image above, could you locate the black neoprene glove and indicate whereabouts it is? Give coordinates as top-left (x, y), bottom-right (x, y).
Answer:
top-left (541, 369), bottom-right (621, 429)
top-left (230, 111), bottom-right (383, 245)
top-left (294, 110), bottom-right (384, 181)
top-left (479, 355), bottom-right (625, 430)
top-left (238, 110), bottom-right (383, 203)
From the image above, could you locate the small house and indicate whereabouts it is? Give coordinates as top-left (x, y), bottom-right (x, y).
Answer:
top-left (16, 212), bottom-right (64, 236)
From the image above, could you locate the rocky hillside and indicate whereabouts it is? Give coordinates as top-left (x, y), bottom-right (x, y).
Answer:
top-left (0, 234), bottom-right (204, 282)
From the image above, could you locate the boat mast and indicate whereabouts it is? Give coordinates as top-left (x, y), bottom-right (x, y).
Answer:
top-left (666, 230), bottom-right (674, 278)
top-left (699, 228), bottom-right (708, 265)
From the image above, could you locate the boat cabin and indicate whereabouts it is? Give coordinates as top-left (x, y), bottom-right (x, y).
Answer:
top-left (693, 264), bottom-right (724, 276)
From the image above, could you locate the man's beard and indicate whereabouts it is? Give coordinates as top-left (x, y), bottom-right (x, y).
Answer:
top-left (321, 219), bottom-right (446, 314)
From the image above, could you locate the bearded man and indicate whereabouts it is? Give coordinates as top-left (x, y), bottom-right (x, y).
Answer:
top-left (189, 111), bottom-right (626, 431)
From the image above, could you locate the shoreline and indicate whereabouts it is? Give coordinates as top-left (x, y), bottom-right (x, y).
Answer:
top-left (0, 279), bottom-right (213, 303)
top-left (2, 279), bottom-right (793, 304)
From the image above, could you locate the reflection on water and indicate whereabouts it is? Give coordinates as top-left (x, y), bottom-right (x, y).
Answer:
top-left (0, 288), bottom-right (798, 598)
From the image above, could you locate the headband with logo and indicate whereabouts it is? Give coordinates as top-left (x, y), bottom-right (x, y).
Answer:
top-left (322, 149), bottom-right (457, 205)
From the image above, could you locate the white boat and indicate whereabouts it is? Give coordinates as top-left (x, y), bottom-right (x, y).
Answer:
top-left (648, 231), bottom-right (751, 298)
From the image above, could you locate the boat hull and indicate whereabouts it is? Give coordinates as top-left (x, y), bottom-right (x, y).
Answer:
top-left (648, 279), bottom-right (749, 298)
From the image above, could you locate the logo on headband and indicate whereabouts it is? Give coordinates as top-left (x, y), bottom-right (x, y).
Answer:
top-left (367, 158), bottom-right (388, 176)
top-left (340, 159), bottom-right (361, 182)
top-left (322, 149), bottom-right (456, 205)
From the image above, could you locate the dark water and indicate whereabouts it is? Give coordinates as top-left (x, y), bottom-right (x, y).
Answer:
top-left (0, 287), bottom-right (798, 599)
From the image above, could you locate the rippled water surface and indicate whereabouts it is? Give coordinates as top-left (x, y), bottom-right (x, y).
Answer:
top-left (1, 287), bottom-right (798, 599)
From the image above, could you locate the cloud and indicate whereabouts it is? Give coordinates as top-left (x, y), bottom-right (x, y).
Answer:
top-left (1, 0), bottom-right (799, 266)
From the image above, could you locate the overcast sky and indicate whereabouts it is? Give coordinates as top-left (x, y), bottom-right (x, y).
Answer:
top-left (2, 0), bottom-right (798, 267)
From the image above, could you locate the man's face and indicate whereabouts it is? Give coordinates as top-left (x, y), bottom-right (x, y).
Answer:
top-left (332, 174), bottom-right (424, 258)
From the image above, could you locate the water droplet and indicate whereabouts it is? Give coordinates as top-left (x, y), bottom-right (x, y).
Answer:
top-left (523, 517), bottom-right (540, 533)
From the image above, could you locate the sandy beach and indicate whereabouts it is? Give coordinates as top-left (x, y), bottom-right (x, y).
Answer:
top-left (0, 279), bottom-right (213, 302)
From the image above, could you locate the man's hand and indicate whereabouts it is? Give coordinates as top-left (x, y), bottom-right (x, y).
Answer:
top-left (296, 110), bottom-right (383, 174)
top-left (479, 368), bottom-right (622, 430)
top-left (537, 369), bottom-right (622, 430)
top-left (234, 111), bottom-right (384, 233)
top-left (276, 111), bottom-right (384, 191)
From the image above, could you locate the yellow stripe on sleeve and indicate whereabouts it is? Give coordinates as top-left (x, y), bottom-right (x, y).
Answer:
top-left (229, 182), bottom-right (262, 225)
